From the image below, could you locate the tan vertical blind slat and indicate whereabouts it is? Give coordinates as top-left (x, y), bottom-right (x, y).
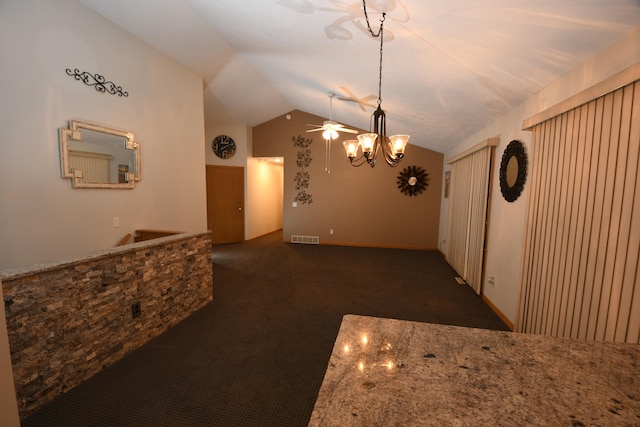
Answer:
top-left (594, 88), bottom-right (626, 342)
top-left (621, 83), bottom-right (640, 342)
top-left (529, 121), bottom-right (553, 333)
top-left (582, 95), bottom-right (611, 340)
top-left (604, 86), bottom-right (635, 341)
top-left (541, 116), bottom-right (565, 335)
top-left (561, 103), bottom-right (589, 338)
top-left (562, 103), bottom-right (595, 338)
top-left (569, 101), bottom-right (597, 339)
top-left (549, 110), bottom-right (573, 337)
top-left (521, 120), bottom-right (546, 333)
top-left (612, 83), bottom-right (639, 342)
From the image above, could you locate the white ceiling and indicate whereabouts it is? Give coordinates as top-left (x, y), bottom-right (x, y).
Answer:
top-left (78, 0), bottom-right (640, 153)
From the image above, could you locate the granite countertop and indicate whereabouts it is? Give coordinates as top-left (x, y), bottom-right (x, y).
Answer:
top-left (309, 315), bottom-right (640, 426)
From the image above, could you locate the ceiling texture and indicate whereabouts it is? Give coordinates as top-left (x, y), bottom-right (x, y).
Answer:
top-left (78, 0), bottom-right (640, 153)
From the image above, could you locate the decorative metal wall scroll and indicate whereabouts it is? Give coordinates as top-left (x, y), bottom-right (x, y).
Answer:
top-left (292, 134), bottom-right (313, 204)
top-left (65, 68), bottom-right (129, 97)
top-left (499, 140), bottom-right (528, 202)
top-left (397, 165), bottom-right (428, 197)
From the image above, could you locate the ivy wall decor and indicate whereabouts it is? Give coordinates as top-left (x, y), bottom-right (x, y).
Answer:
top-left (397, 165), bottom-right (428, 197)
top-left (293, 134), bottom-right (313, 204)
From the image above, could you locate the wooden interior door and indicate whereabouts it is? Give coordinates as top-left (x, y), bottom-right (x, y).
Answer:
top-left (206, 165), bottom-right (245, 244)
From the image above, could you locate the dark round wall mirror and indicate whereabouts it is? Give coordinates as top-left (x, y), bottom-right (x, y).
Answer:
top-left (499, 140), bottom-right (527, 202)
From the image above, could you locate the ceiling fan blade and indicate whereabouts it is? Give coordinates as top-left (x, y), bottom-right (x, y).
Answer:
top-left (337, 86), bottom-right (377, 112)
top-left (335, 95), bottom-right (357, 103)
top-left (333, 123), bottom-right (359, 133)
top-left (337, 86), bottom-right (357, 99)
top-left (306, 128), bottom-right (324, 132)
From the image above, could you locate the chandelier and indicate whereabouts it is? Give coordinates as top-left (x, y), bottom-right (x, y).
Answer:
top-left (342, 1), bottom-right (410, 167)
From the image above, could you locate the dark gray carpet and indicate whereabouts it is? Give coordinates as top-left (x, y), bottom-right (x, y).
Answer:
top-left (22, 230), bottom-right (509, 426)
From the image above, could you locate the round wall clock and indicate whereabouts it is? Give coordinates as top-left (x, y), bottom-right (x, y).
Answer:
top-left (212, 135), bottom-right (236, 159)
top-left (397, 165), bottom-right (428, 197)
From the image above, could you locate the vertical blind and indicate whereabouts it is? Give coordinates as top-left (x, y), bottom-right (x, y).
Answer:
top-left (446, 145), bottom-right (493, 294)
top-left (519, 79), bottom-right (640, 343)
top-left (69, 150), bottom-right (113, 184)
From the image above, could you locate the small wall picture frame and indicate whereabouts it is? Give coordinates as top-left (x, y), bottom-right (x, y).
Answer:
top-left (444, 171), bottom-right (450, 198)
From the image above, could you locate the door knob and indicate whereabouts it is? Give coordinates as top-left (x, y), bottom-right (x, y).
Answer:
top-left (238, 207), bottom-right (242, 211)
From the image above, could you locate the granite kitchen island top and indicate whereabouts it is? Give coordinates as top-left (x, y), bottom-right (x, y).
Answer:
top-left (308, 315), bottom-right (640, 426)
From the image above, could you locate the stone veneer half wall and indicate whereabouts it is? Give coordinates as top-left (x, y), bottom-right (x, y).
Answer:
top-left (1, 231), bottom-right (213, 419)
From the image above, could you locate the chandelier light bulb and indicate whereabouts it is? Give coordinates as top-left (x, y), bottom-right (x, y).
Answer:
top-left (389, 134), bottom-right (410, 156)
top-left (357, 133), bottom-right (378, 154)
top-left (342, 140), bottom-right (360, 159)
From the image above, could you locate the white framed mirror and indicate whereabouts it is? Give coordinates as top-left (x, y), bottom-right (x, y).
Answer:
top-left (59, 120), bottom-right (141, 189)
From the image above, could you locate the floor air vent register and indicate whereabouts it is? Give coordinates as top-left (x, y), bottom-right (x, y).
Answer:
top-left (291, 235), bottom-right (320, 244)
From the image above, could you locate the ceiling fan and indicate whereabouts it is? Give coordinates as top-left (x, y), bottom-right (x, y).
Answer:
top-left (306, 92), bottom-right (358, 140)
top-left (306, 92), bottom-right (358, 174)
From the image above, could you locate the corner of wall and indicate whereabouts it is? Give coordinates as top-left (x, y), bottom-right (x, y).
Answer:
top-left (0, 278), bottom-right (20, 427)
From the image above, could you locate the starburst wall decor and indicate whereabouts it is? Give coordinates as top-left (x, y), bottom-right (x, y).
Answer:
top-left (397, 165), bottom-right (428, 197)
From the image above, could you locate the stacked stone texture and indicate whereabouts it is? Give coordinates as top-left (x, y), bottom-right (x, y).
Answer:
top-left (1, 232), bottom-right (213, 419)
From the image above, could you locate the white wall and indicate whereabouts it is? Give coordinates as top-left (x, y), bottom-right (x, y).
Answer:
top-left (205, 124), bottom-right (284, 240)
top-left (0, 0), bottom-right (208, 271)
top-left (439, 28), bottom-right (640, 326)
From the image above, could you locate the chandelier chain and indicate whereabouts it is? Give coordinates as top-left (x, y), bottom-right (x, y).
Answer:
top-left (342, 1), bottom-right (408, 168)
top-left (362, 0), bottom-right (385, 106)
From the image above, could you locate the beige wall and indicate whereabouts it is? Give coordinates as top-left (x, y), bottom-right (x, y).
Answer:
top-left (0, 0), bottom-right (208, 271)
top-left (254, 110), bottom-right (443, 249)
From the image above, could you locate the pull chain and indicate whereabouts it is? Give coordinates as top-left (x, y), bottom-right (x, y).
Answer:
top-left (376, 22), bottom-right (384, 106)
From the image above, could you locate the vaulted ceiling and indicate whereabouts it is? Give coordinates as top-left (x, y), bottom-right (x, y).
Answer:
top-left (78, 0), bottom-right (640, 153)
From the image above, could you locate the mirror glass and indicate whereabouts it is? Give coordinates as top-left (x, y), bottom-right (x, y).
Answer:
top-left (59, 120), bottom-right (141, 189)
top-left (506, 156), bottom-right (519, 187)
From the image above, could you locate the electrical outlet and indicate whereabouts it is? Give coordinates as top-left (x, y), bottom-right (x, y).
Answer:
top-left (488, 275), bottom-right (495, 286)
top-left (113, 217), bottom-right (120, 228)
top-left (330, 229), bottom-right (334, 235)
top-left (131, 302), bottom-right (141, 318)
top-left (292, 202), bottom-right (297, 208)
